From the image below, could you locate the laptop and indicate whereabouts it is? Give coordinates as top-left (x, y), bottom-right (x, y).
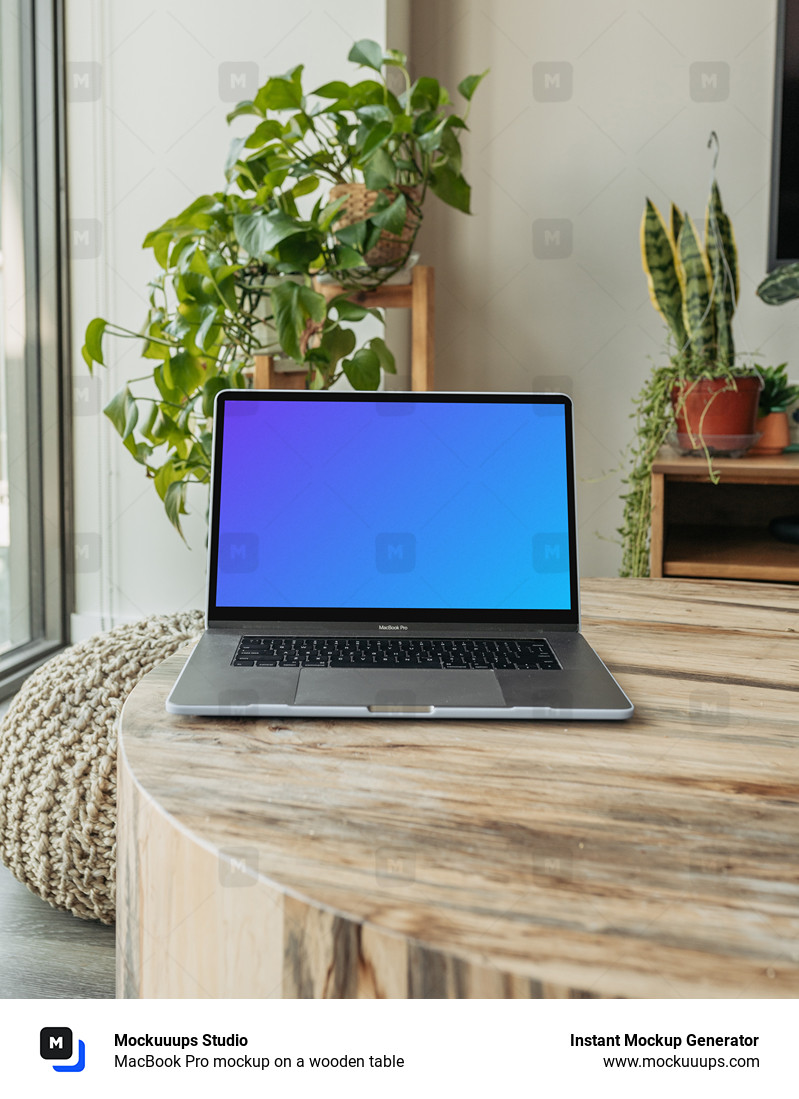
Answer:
top-left (166, 389), bottom-right (633, 720)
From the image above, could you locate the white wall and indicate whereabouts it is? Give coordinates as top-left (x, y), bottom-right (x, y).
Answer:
top-left (67, 0), bottom-right (391, 636)
top-left (410, 0), bottom-right (789, 576)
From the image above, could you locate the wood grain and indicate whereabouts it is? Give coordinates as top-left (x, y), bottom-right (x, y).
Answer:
top-left (652, 450), bottom-right (799, 483)
top-left (117, 579), bottom-right (799, 999)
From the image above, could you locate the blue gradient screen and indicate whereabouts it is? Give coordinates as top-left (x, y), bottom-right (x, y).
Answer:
top-left (214, 398), bottom-right (572, 611)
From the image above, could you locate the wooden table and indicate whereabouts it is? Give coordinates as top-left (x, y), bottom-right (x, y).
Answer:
top-left (117, 578), bottom-right (799, 999)
top-left (650, 449), bottom-right (799, 581)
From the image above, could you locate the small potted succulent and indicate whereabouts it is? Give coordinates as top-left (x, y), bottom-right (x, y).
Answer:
top-left (748, 363), bottom-right (799, 455)
top-left (620, 136), bottom-right (761, 577)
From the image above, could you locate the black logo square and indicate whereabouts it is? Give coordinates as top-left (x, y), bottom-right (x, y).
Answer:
top-left (41, 1027), bottom-right (72, 1060)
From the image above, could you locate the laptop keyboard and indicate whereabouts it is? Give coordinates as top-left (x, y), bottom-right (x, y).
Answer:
top-left (232, 636), bottom-right (560, 671)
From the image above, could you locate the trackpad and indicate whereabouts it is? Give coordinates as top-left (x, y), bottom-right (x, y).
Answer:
top-left (295, 669), bottom-right (505, 708)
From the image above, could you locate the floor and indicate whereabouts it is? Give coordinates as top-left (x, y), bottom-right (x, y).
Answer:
top-left (0, 698), bottom-right (116, 999)
top-left (0, 864), bottom-right (115, 998)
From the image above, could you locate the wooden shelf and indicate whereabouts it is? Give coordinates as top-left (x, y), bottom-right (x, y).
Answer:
top-left (664, 525), bottom-right (799, 581)
top-left (651, 448), bottom-right (799, 581)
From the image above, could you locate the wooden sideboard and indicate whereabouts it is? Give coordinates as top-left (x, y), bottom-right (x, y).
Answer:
top-left (650, 450), bottom-right (799, 581)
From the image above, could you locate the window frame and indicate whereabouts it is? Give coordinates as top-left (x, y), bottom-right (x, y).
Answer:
top-left (0, 0), bottom-right (71, 698)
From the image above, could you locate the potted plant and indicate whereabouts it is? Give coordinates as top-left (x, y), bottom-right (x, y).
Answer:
top-left (748, 363), bottom-right (799, 455)
top-left (620, 141), bottom-right (761, 577)
top-left (227, 40), bottom-right (485, 282)
top-left (82, 40), bottom-right (486, 537)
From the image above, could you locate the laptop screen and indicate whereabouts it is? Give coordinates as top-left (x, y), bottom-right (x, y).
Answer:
top-left (208, 392), bottom-right (578, 624)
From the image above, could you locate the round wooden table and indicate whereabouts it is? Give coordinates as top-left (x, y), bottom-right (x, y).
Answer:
top-left (117, 578), bottom-right (799, 998)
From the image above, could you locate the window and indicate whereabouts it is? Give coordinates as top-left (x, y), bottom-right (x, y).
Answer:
top-left (0, 0), bottom-right (69, 696)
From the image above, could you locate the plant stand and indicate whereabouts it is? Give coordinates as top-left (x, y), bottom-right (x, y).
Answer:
top-left (252, 265), bottom-right (435, 392)
top-left (650, 448), bottom-right (799, 581)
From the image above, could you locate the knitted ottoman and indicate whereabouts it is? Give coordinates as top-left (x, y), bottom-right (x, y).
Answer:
top-left (0, 611), bottom-right (203, 923)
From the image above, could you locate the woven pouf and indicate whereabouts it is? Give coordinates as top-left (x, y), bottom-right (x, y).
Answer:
top-left (0, 611), bottom-right (204, 923)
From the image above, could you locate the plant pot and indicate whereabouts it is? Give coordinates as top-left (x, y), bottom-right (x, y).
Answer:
top-left (749, 410), bottom-right (791, 456)
top-left (671, 376), bottom-right (762, 450)
top-left (329, 182), bottom-right (421, 267)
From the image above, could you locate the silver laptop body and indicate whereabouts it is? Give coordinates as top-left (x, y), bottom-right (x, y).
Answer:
top-left (166, 390), bottom-right (633, 720)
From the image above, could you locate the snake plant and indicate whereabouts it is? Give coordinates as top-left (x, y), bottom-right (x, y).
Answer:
top-left (621, 163), bottom-right (750, 579)
top-left (641, 180), bottom-right (739, 372)
top-left (756, 261), bottom-right (799, 305)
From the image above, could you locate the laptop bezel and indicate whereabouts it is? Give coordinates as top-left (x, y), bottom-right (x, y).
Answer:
top-left (205, 390), bottom-right (580, 630)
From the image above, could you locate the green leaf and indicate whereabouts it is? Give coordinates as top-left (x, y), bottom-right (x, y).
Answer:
top-left (255, 70), bottom-right (304, 112)
top-left (678, 215), bottom-right (715, 362)
top-left (704, 182), bottom-right (737, 367)
top-left (361, 119), bottom-right (392, 158)
top-left (372, 192), bottom-right (407, 235)
top-left (243, 119), bottom-right (283, 149)
top-left (196, 307), bottom-right (221, 352)
top-left (297, 284), bottom-right (326, 323)
top-left (384, 48), bottom-right (407, 67)
top-left (123, 398), bottom-right (138, 439)
top-left (318, 195), bottom-right (349, 232)
top-left (83, 317), bottom-right (107, 369)
top-left (331, 244), bottom-right (365, 270)
top-left (313, 80), bottom-right (351, 99)
top-left (201, 377), bottom-right (229, 418)
top-left (292, 174), bottom-right (320, 198)
top-left (363, 147), bottom-right (395, 189)
top-left (368, 336), bottom-right (396, 374)
top-left (343, 347), bottom-right (380, 390)
top-left (392, 113), bottom-right (413, 134)
top-left (139, 401), bottom-right (159, 442)
top-left (164, 480), bottom-right (188, 540)
top-left (170, 350), bottom-right (207, 392)
top-left (270, 280), bottom-right (303, 360)
top-left (430, 167), bottom-right (471, 213)
top-left (103, 385), bottom-right (133, 437)
top-left (458, 70), bottom-right (488, 102)
top-left (153, 364), bottom-right (182, 405)
top-left (226, 100), bottom-right (263, 123)
top-left (356, 104), bottom-right (393, 123)
top-left (640, 198), bottom-right (688, 351)
top-left (348, 39), bottom-right (384, 73)
top-left (234, 211), bottom-right (306, 256)
top-left (757, 261), bottom-right (799, 305)
top-left (411, 77), bottom-right (442, 109)
top-left (335, 221), bottom-right (367, 250)
top-left (331, 297), bottom-right (369, 321)
top-left (319, 324), bottom-right (356, 367)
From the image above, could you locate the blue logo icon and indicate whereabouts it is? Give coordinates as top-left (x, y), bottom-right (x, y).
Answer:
top-left (40, 1028), bottom-right (86, 1072)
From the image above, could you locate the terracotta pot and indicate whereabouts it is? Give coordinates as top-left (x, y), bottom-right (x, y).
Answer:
top-left (749, 410), bottom-right (791, 456)
top-left (671, 376), bottom-right (762, 445)
top-left (329, 182), bottom-right (421, 267)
